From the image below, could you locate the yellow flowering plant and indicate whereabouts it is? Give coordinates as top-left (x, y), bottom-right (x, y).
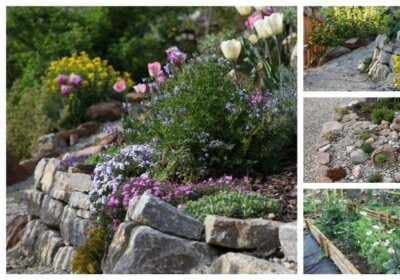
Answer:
top-left (42, 51), bottom-right (133, 127)
top-left (393, 55), bottom-right (400, 89)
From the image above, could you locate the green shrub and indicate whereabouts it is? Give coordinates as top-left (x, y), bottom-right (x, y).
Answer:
top-left (183, 191), bottom-right (281, 222)
top-left (197, 29), bottom-right (236, 56)
top-left (84, 145), bottom-right (121, 165)
top-left (355, 129), bottom-right (370, 141)
top-left (71, 226), bottom-right (107, 274)
top-left (309, 7), bottom-right (389, 49)
top-left (371, 107), bottom-right (395, 124)
top-left (126, 58), bottom-right (296, 181)
top-left (361, 143), bottom-right (374, 154)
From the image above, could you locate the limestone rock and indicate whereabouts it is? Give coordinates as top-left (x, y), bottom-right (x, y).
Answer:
top-left (318, 46), bottom-right (351, 66)
top-left (350, 149), bottom-right (368, 164)
top-left (317, 152), bottom-right (330, 165)
top-left (40, 158), bottom-right (60, 193)
top-left (26, 189), bottom-right (45, 217)
top-left (110, 225), bottom-right (218, 274)
top-left (60, 206), bottom-right (93, 247)
top-left (34, 158), bottom-right (49, 189)
top-left (206, 253), bottom-right (294, 274)
top-left (390, 115), bottom-right (400, 131)
top-left (321, 121), bottom-right (343, 137)
top-left (103, 222), bottom-right (138, 273)
top-left (7, 215), bottom-right (30, 250)
top-left (204, 215), bottom-right (281, 251)
top-left (36, 133), bottom-right (66, 158)
top-left (40, 195), bottom-right (66, 227)
top-left (53, 246), bottom-right (76, 273)
top-left (127, 194), bottom-right (204, 241)
top-left (69, 192), bottom-right (90, 210)
top-left (85, 102), bottom-right (126, 122)
top-left (352, 165), bottom-right (362, 179)
top-left (35, 230), bottom-right (64, 266)
top-left (279, 222), bottom-right (297, 262)
top-left (375, 34), bottom-right (389, 49)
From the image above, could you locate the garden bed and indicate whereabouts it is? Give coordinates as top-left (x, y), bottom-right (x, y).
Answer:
top-left (304, 189), bottom-right (400, 274)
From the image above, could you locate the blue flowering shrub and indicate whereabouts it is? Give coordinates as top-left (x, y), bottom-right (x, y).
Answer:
top-left (126, 56), bottom-right (296, 181)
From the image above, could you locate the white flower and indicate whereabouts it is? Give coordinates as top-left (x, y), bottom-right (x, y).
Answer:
top-left (220, 39), bottom-right (242, 61)
top-left (235, 6), bottom-right (252, 16)
top-left (254, 18), bottom-right (273, 39)
top-left (373, 225), bottom-right (380, 230)
top-left (248, 34), bottom-right (258, 44)
top-left (366, 231), bottom-right (372, 236)
top-left (384, 240), bottom-right (390, 246)
top-left (372, 241), bottom-right (380, 247)
top-left (266, 13), bottom-right (284, 35)
top-left (387, 229), bottom-right (395, 234)
top-left (360, 211), bottom-right (367, 216)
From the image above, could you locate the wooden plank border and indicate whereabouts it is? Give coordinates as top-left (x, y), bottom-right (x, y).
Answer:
top-left (305, 219), bottom-right (361, 274)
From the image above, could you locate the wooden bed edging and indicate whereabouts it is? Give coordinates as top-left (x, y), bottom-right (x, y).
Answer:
top-left (349, 203), bottom-right (400, 226)
top-left (305, 219), bottom-right (361, 274)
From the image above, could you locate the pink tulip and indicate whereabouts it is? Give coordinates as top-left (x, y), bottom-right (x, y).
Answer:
top-left (133, 83), bottom-right (147, 93)
top-left (113, 80), bottom-right (127, 92)
top-left (155, 71), bottom-right (165, 84)
top-left (148, 62), bottom-right (162, 77)
top-left (69, 74), bottom-right (82, 88)
top-left (56, 74), bottom-right (68, 85)
top-left (60, 85), bottom-right (71, 96)
top-left (245, 12), bottom-right (263, 29)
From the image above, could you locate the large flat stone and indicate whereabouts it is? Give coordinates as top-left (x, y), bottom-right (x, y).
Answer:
top-left (206, 253), bottom-right (294, 274)
top-left (40, 195), bottom-right (66, 227)
top-left (60, 206), bottom-right (93, 247)
top-left (53, 246), bottom-right (76, 273)
top-left (127, 194), bottom-right (204, 241)
top-left (204, 215), bottom-right (281, 250)
top-left (69, 192), bottom-right (90, 210)
top-left (279, 222), bottom-right (297, 262)
top-left (111, 225), bottom-right (218, 274)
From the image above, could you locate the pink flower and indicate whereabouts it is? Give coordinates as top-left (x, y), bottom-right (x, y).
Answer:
top-left (113, 79), bottom-right (126, 92)
top-left (155, 71), bottom-right (165, 84)
top-left (69, 74), bottom-right (82, 88)
top-left (245, 12), bottom-right (263, 29)
top-left (166, 46), bottom-right (187, 67)
top-left (388, 247), bottom-right (395, 254)
top-left (60, 85), bottom-right (71, 96)
top-left (133, 83), bottom-right (147, 93)
top-left (177, 204), bottom-right (184, 209)
top-left (250, 91), bottom-right (264, 105)
top-left (148, 62), bottom-right (162, 77)
top-left (56, 74), bottom-right (68, 85)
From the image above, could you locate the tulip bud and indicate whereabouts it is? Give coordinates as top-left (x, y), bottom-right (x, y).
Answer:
top-left (220, 39), bottom-right (242, 61)
top-left (235, 6), bottom-right (252, 16)
top-left (60, 85), bottom-right (71, 96)
top-left (267, 13), bottom-right (284, 35)
top-left (148, 62), bottom-right (162, 77)
top-left (113, 80), bottom-right (126, 93)
top-left (56, 74), bottom-right (68, 85)
top-left (254, 18), bottom-right (273, 39)
top-left (248, 34), bottom-right (259, 44)
top-left (69, 74), bottom-right (82, 88)
top-left (133, 83), bottom-right (147, 93)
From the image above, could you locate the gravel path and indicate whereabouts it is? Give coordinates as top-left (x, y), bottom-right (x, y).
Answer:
top-left (303, 98), bottom-right (351, 182)
top-left (304, 42), bottom-right (396, 91)
top-left (7, 177), bottom-right (33, 224)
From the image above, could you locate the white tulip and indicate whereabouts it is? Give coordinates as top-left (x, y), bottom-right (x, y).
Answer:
top-left (253, 18), bottom-right (273, 39)
top-left (266, 13), bottom-right (284, 35)
top-left (235, 6), bottom-right (252, 16)
top-left (220, 39), bottom-right (242, 61)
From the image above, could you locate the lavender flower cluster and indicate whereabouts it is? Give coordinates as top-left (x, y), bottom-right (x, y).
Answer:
top-left (88, 144), bottom-right (154, 211)
top-left (59, 154), bottom-right (90, 170)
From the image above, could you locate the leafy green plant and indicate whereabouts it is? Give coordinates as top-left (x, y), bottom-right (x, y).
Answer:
top-left (355, 129), bottom-right (371, 141)
top-left (84, 145), bottom-right (121, 165)
top-left (375, 153), bottom-right (388, 164)
top-left (371, 107), bottom-right (395, 124)
top-left (71, 226), bottom-right (107, 274)
top-left (334, 107), bottom-right (349, 116)
top-left (183, 191), bottom-right (281, 222)
top-left (361, 143), bottom-right (374, 154)
top-left (368, 172), bottom-right (383, 183)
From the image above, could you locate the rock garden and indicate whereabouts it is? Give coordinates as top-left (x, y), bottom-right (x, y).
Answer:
top-left (6, 6), bottom-right (297, 274)
top-left (304, 189), bottom-right (400, 274)
top-left (304, 6), bottom-right (400, 91)
top-left (315, 98), bottom-right (400, 183)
